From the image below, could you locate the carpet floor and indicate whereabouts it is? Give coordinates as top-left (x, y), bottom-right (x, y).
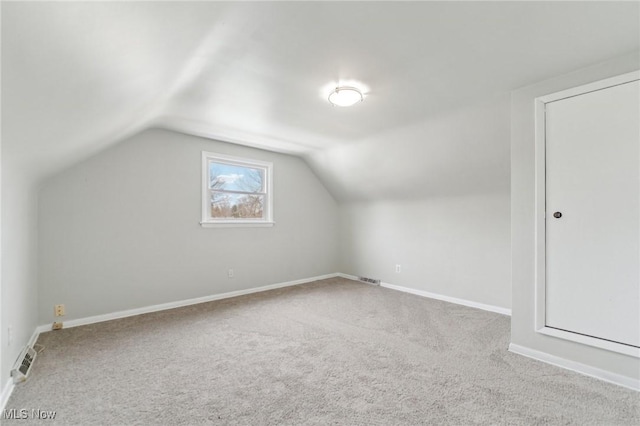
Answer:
top-left (4, 277), bottom-right (639, 425)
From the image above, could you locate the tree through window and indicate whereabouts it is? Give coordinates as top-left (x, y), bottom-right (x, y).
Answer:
top-left (201, 152), bottom-right (273, 227)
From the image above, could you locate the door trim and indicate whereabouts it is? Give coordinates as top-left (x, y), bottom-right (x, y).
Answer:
top-left (534, 70), bottom-right (640, 358)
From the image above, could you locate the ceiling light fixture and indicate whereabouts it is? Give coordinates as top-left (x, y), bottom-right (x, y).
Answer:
top-left (328, 86), bottom-right (363, 107)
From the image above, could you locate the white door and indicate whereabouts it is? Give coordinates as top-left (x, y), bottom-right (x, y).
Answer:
top-left (545, 79), bottom-right (640, 348)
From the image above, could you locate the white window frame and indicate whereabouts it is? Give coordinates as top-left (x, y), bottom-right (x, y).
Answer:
top-left (201, 151), bottom-right (274, 228)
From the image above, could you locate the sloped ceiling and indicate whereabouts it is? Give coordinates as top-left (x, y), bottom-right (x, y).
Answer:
top-left (2, 2), bottom-right (639, 197)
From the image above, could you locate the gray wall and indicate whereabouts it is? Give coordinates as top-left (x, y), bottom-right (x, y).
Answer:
top-left (340, 193), bottom-right (511, 309)
top-left (37, 94), bottom-right (513, 330)
top-left (37, 128), bottom-right (339, 324)
top-left (511, 52), bottom-right (640, 380)
top-left (332, 95), bottom-right (512, 310)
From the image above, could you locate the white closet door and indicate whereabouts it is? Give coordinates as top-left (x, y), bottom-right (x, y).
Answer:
top-left (545, 80), bottom-right (640, 348)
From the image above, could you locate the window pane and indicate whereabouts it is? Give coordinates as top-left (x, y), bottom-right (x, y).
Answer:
top-left (209, 162), bottom-right (264, 193)
top-left (202, 152), bottom-right (273, 226)
top-left (210, 193), bottom-right (264, 219)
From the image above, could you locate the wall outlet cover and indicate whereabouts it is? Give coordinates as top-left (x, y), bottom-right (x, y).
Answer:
top-left (54, 304), bottom-right (65, 317)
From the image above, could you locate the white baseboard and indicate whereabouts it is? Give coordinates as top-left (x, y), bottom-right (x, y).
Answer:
top-left (27, 328), bottom-right (40, 348)
top-left (340, 274), bottom-right (512, 316)
top-left (380, 282), bottom-right (511, 316)
top-left (508, 343), bottom-right (640, 391)
top-left (36, 273), bottom-right (339, 333)
top-left (1, 327), bottom-right (44, 411)
top-left (336, 273), bottom-right (360, 281)
top-left (336, 273), bottom-right (381, 286)
top-left (0, 378), bottom-right (15, 412)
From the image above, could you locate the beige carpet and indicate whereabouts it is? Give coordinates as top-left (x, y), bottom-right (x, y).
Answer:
top-left (5, 277), bottom-right (639, 425)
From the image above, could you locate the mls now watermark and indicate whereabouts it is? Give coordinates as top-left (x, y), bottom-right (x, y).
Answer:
top-left (3, 408), bottom-right (57, 420)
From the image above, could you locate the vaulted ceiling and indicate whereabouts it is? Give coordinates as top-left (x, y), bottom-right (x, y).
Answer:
top-left (3, 1), bottom-right (639, 197)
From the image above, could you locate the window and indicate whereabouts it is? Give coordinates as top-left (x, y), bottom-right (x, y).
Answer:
top-left (201, 152), bottom-right (273, 227)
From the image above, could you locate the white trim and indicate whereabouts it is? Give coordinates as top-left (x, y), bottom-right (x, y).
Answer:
top-left (26, 328), bottom-right (40, 348)
top-left (336, 273), bottom-right (380, 286)
top-left (1, 328), bottom-right (44, 411)
top-left (508, 343), bottom-right (640, 392)
top-left (34, 324), bottom-right (52, 335)
top-left (0, 379), bottom-right (14, 412)
top-left (534, 96), bottom-right (547, 332)
top-left (338, 274), bottom-right (511, 315)
top-left (200, 221), bottom-right (274, 228)
top-left (536, 327), bottom-right (640, 358)
top-left (380, 282), bottom-right (511, 316)
top-left (36, 273), bottom-right (338, 331)
top-left (202, 151), bottom-right (274, 169)
top-left (534, 71), bottom-right (640, 358)
top-left (538, 70), bottom-right (640, 104)
top-left (201, 151), bottom-right (274, 227)
top-left (336, 273), bottom-right (359, 280)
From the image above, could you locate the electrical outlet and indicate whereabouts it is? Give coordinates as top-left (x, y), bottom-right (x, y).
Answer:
top-left (395, 264), bottom-right (402, 273)
top-left (228, 269), bottom-right (234, 278)
top-left (54, 304), bottom-right (65, 317)
top-left (52, 322), bottom-right (63, 331)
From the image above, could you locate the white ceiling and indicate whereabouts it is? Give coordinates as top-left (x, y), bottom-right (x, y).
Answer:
top-left (2, 1), bottom-right (639, 192)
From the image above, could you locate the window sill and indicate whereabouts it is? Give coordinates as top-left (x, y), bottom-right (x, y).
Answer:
top-left (200, 221), bottom-right (275, 228)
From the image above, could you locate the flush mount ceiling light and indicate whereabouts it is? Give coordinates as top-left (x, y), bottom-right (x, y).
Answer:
top-left (328, 86), bottom-right (363, 107)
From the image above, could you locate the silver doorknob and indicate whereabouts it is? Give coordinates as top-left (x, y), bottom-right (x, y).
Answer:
top-left (553, 212), bottom-right (562, 218)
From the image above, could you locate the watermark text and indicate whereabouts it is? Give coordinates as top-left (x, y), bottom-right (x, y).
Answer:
top-left (3, 408), bottom-right (57, 420)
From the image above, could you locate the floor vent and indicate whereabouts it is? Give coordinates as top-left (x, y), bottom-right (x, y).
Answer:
top-left (12, 346), bottom-right (38, 383)
top-left (359, 276), bottom-right (381, 285)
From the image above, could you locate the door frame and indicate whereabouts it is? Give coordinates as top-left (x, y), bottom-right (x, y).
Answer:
top-left (534, 70), bottom-right (640, 358)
